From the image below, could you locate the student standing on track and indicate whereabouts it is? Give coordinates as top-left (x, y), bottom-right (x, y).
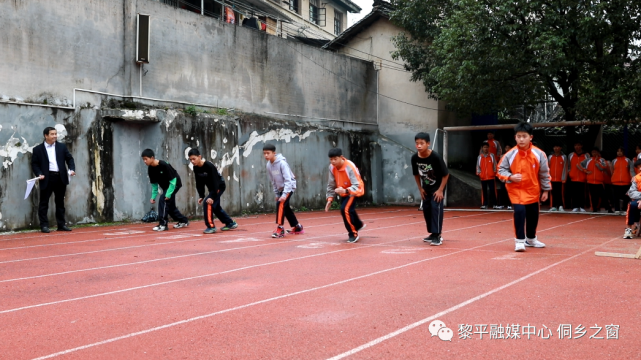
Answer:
top-left (142, 149), bottom-right (189, 231)
top-left (263, 144), bottom-right (304, 238)
top-left (325, 148), bottom-right (365, 243)
top-left (548, 143), bottom-right (567, 211)
top-left (623, 159), bottom-right (641, 239)
top-left (412, 132), bottom-right (449, 246)
top-left (611, 146), bottom-right (634, 215)
top-left (578, 147), bottom-right (608, 213)
top-left (498, 122), bottom-right (551, 252)
top-left (188, 148), bottom-right (237, 234)
top-left (566, 141), bottom-right (590, 212)
top-left (477, 141), bottom-right (497, 209)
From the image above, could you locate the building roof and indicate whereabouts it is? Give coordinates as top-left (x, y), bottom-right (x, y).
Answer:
top-left (322, 0), bottom-right (392, 51)
top-left (334, 0), bottom-right (362, 13)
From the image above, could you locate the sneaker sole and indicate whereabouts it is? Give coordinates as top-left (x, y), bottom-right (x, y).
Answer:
top-left (347, 236), bottom-right (360, 243)
top-left (286, 231), bottom-right (305, 235)
top-left (430, 241), bottom-right (442, 246)
top-left (272, 234), bottom-right (285, 238)
top-left (525, 243), bottom-right (545, 248)
top-left (515, 248), bottom-right (525, 252)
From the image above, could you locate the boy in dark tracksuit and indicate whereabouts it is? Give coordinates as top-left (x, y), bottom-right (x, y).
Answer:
top-left (263, 144), bottom-right (303, 238)
top-left (188, 148), bottom-right (237, 234)
top-left (412, 132), bottom-right (449, 246)
top-left (325, 148), bottom-right (365, 243)
top-left (141, 149), bottom-right (189, 231)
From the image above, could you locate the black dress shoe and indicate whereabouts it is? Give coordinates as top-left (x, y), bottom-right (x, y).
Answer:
top-left (41, 227), bottom-right (51, 233)
top-left (57, 226), bottom-right (72, 231)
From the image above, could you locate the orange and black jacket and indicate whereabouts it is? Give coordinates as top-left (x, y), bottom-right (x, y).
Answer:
top-left (476, 153), bottom-right (497, 181)
top-left (628, 173), bottom-right (641, 200)
top-left (326, 157), bottom-right (365, 201)
top-left (498, 144), bottom-right (551, 205)
top-left (568, 152), bottom-right (590, 182)
top-left (611, 156), bottom-right (634, 186)
top-left (547, 153), bottom-right (568, 182)
top-left (578, 157), bottom-right (608, 185)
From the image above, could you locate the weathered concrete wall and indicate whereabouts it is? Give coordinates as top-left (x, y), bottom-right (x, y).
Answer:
top-left (0, 0), bottom-right (377, 124)
top-left (0, 101), bottom-right (374, 230)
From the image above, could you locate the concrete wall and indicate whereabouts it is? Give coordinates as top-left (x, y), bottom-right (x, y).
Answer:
top-left (0, 0), bottom-right (376, 124)
top-left (0, 101), bottom-right (374, 230)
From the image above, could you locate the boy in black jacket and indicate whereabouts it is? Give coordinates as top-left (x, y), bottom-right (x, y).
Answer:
top-left (142, 149), bottom-right (189, 231)
top-left (188, 148), bottom-right (238, 234)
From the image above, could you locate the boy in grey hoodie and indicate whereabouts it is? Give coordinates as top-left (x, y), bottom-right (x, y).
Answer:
top-left (263, 144), bottom-right (304, 238)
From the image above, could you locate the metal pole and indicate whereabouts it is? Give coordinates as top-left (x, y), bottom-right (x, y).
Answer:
top-left (443, 120), bottom-right (605, 132)
top-left (201, 0), bottom-right (204, 15)
top-left (443, 129), bottom-right (448, 207)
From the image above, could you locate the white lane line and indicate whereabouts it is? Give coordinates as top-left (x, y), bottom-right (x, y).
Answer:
top-left (0, 211), bottom-right (491, 263)
top-left (0, 208), bottom-right (416, 243)
top-left (26, 217), bottom-right (595, 359)
top-left (0, 215), bottom-right (508, 283)
top-left (327, 237), bottom-right (615, 359)
top-left (0, 208), bottom-right (430, 252)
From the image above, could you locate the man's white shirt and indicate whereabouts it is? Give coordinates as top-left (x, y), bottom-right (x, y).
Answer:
top-left (45, 142), bottom-right (59, 172)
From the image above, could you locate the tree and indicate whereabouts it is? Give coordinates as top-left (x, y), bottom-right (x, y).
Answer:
top-left (389, 0), bottom-right (641, 123)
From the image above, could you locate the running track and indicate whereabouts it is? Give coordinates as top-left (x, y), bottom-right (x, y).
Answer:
top-left (0, 207), bottom-right (638, 359)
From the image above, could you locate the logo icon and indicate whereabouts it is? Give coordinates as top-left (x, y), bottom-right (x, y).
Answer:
top-left (429, 320), bottom-right (453, 341)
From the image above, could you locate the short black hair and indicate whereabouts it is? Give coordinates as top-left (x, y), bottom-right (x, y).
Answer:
top-left (481, 141), bottom-right (489, 147)
top-left (635, 159), bottom-right (641, 168)
top-left (328, 148), bottom-right (343, 158)
top-left (591, 147), bottom-right (601, 154)
top-left (263, 144), bottom-right (276, 152)
top-left (141, 149), bottom-right (155, 158)
top-left (187, 148), bottom-right (201, 157)
top-left (43, 127), bottom-right (56, 137)
top-left (514, 122), bottom-right (533, 135)
top-left (414, 132), bottom-right (430, 142)
top-left (574, 141), bottom-right (583, 146)
top-left (553, 142), bottom-right (563, 148)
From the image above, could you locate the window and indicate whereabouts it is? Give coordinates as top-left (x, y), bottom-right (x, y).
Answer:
top-left (309, 0), bottom-right (319, 25)
top-left (289, 0), bottom-right (298, 13)
top-left (334, 11), bottom-right (342, 35)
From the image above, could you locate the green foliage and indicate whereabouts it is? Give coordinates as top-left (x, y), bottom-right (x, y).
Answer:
top-left (217, 108), bottom-right (228, 116)
top-left (390, 0), bottom-right (641, 123)
top-left (330, 201), bottom-right (340, 210)
top-left (298, 206), bottom-right (309, 212)
top-left (184, 105), bottom-right (199, 116)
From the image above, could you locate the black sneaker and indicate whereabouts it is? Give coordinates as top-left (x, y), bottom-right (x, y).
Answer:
top-left (272, 226), bottom-right (285, 238)
top-left (430, 234), bottom-right (443, 246)
top-left (423, 234), bottom-right (435, 243)
top-left (347, 235), bottom-right (360, 243)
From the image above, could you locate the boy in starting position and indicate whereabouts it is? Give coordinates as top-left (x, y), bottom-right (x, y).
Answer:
top-left (142, 149), bottom-right (190, 231)
top-left (325, 148), bottom-right (365, 243)
top-left (188, 148), bottom-right (237, 234)
top-left (263, 144), bottom-right (304, 238)
top-left (498, 122), bottom-right (551, 252)
top-left (412, 132), bottom-right (449, 246)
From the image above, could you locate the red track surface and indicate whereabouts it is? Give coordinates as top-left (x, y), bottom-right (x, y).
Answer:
top-left (0, 207), bottom-right (638, 359)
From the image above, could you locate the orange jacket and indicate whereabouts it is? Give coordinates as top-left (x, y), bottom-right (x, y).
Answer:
top-left (479, 139), bottom-right (502, 159)
top-left (547, 154), bottom-right (568, 182)
top-left (498, 145), bottom-right (551, 205)
top-left (326, 157), bottom-right (364, 201)
top-left (611, 156), bottom-right (634, 186)
top-left (568, 152), bottom-right (590, 182)
top-left (579, 156), bottom-right (607, 185)
top-left (476, 153), bottom-right (497, 181)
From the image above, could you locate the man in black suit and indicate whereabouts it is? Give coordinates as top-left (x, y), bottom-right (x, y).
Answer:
top-left (31, 127), bottom-right (76, 233)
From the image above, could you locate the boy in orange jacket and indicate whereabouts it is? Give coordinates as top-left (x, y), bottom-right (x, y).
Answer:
top-left (548, 142), bottom-right (567, 211)
top-left (325, 148), bottom-right (365, 243)
top-left (567, 141), bottom-right (590, 212)
top-left (578, 147), bottom-right (608, 212)
top-left (477, 141), bottom-right (497, 209)
top-left (498, 122), bottom-right (551, 252)
top-left (611, 146), bottom-right (634, 215)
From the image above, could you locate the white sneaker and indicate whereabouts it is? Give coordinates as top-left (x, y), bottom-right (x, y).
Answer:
top-left (496, 206), bottom-right (505, 209)
top-left (549, 207), bottom-right (558, 212)
top-left (580, 208), bottom-right (587, 212)
top-left (507, 206), bottom-right (512, 210)
top-left (559, 206), bottom-right (564, 211)
top-left (624, 228), bottom-right (633, 239)
top-left (572, 208), bottom-right (579, 212)
top-left (153, 225), bottom-right (167, 231)
top-left (525, 237), bottom-right (546, 248)
top-left (480, 206), bottom-right (487, 209)
top-left (515, 239), bottom-right (526, 252)
top-left (173, 222), bottom-right (189, 229)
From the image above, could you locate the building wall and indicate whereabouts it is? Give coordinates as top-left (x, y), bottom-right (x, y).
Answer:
top-left (0, 0), bottom-right (376, 125)
top-left (336, 17), bottom-right (472, 204)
